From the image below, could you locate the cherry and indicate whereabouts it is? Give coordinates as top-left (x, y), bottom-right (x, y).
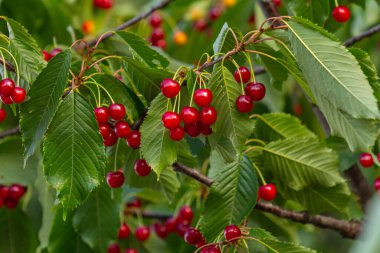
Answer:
top-left (82, 20), bottom-right (95, 34)
top-left (178, 205), bottom-right (193, 225)
top-left (160, 79), bottom-right (180, 98)
top-left (177, 223), bottom-right (189, 237)
top-left (273, 0), bottom-right (281, 7)
top-left (201, 245), bottom-right (221, 253)
top-left (50, 48), bottom-right (62, 58)
top-left (0, 198), bottom-right (3, 208)
top-left (209, 7), bottom-right (222, 20)
top-left (169, 126), bottom-right (185, 141)
top-left (9, 184), bottom-right (26, 200)
top-left (332, 6), bottom-right (350, 23)
top-left (106, 170), bottom-right (125, 188)
top-left (156, 39), bottom-right (167, 49)
top-left (185, 123), bottom-right (201, 137)
top-left (248, 14), bottom-right (256, 25)
top-left (108, 103), bottom-right (126, 121)
top-left (115, 121), bottom-right (131, 138)
top-left (194, 20), bottom-right (208, 32)
top-left (135, 226), bottom-right (150, 241)
top-left (359, 153), bottom-right (374, 168)
top-left (149, 13), bottom-right (162, 28)
top-left (4, 198), bottom-right (18, 209)
top-left (99, 124), bottom-right (111, 139)
top-left (196, 237), bottom-right (207, 248)
top-left (126, 130), bottom-right (141, 149)
top-left (200, 106), bottom-right (217, 125)
top-left (162, 111), bottom-right (181, 129)
top-left (94, 107), bottom-right (109, 125)
top-left (0, 109), bottom-right (6, 123)
top-left (42, 50), bottom-right (51, 61)
top-left (0, 186), bottom-right (10, 198)
top-left (107, 243), bottom-right (121, 253)
top-left (150, 28), bottom-right (165, 43)
top-left (181, 106), bottom-right (200, 124)
top-left (184, 228), bottom-right (202, 245)
top-left (0, 95), bottom-right (13, 104)
top-left (0, 78), bottom-right (15, 96)
top-left (173, 31), bottom-right (188, 46)
top-left (134, 159), bottom-right (151, 177)
top-left (193, 89), bottom-right (213, 107)
top-left (103, 130), bottom-right (118, 146)
top-left (11, 87), bottom-right (26, 103)
top-left (224, 225), bottom-right (241, 241)
top-left (245, 82), bottom-right (266, 101)
top-left (374, 177), bottom-right (380, 191)
top-left (118, 223), bottom-right (131, 239)
top-left (234, 67), bottom-right (251, 84)
top-left (236, 95), bottom-right (253, 113)
top-left (127, 198), bottom-right (142, 208)
top-left (125, 249), bottom-right (138, 253)
top-left (153, 222), bottom-right (168, 238)
top-left (259, 183), bottom-right (277, 201)
top-left (201, 124), bottom-right (212, 135)
top-left (165, 217), bottom-right (178, 233)
top-left (93, 0), bottom-right (113, 9)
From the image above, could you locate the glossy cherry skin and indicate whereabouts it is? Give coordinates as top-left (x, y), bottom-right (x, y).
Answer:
top-left (135, 226), bottom-right (150, 241)
top-left (185, 123), bottom-right (201, 137)
top-left (224, 225), bottom-right (241, 241)
top-left (0, 95), bottom-right (13, 104)
top-left (165, 217), bottom-right (178, 233)
top-left (149, 13), bottom-right (162, 28)
top-left (193, 89), bottom-right (213, 107)
top-left (0, 109), bottom-right (6, 123)
top-left (127, 197), bottom-right (142, 208)
top-left (234, 67), bottom-right (251, 83)
top-left (200, 106), bottom-right (217, 125)
top-left (126, 130), bottom-right (141, 149)
top-left (184, 228), bottom-right (202, 245)
top-left (162, 111), bottom-right (181, 129)
top-left (106, 170), bottom-right (125, 188)
top-left (273, 0), bottom-right (281, 7)
top-left (201, 124), bottom-right (212, 135)
top-left (236, 95), bottom-right (253, 113)
top-left (11, 87), bottom-right (26, 103)
top-left (42, 50), bottom-right (51, 61)
top-left (94, 107), bottom-right (109, 125)
top-left (153, 222), bottom-right (168, 238)
top-left (181, 106), bottom-right (200, 124)
top-left (169, 126), bottom-right (185, 141)
top-left (374, 177), bottom-right (380, 191)
top-left (93, 0), bottom-right (113, 9)
top-left (118, 223), bottom-right (131, 239)
top-left (103, 130), bottom-right (118, 146)
top-left (209, 7), bottom-right (222, 20)
top-left (50, 48), bottom-right (62, 58)
top-left (107, 243), bottom-right (121, 253)
top-left (134, 159), bottom-right (151, 177)
top-left (109, 104), bottom-right (126, 121)
top-left (99, 124), bottom-right (111, 139)
top-left (259, 183), bottom-right (277, 201)
top-left (245, 82), bottom-right (266, 101)
top-left (200, 245), bottom-right (221, 253)
top-left (115, 121), bottom-right (131, 138)
top-left (125, 249), bottom-right (138, 253)
top-left (332, 6), bottom-right (350, 23)
top-left (177, 205), bottom-right (193, 225)
top-left (9, 184), bottom-right (26, 200)
top-left (177, 223), bottom-right (189, 237)
top-left (359, 153), bottom-right (374, 168)
top-left (0, 78), bottom-right (15, 96)
top-left (160, 79), bottom-right (180, 98)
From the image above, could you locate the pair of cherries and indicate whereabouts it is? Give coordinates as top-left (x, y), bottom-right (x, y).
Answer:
top-left (0, 78), bottom-right (26, 105)
top-left (42, 48), bottom-right (62, 62)
top-left (149, 13), bottom-right (166, 49)
top-left (106, 159), bottom-right (151, 188)
top-left (358, 153), bottom-right (380, 193)
top-left (0, 184), bottom-right (27, 209)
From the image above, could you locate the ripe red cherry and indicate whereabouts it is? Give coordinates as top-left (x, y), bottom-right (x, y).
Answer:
top-left (134, 159), bottom-right (151, 177)
top-left (0, 78), bottom-right (15, 96)
top-left (156, 39), bottom-right (167, 49)
top-left (161, 79), bottom-right (180, 98)
top-left (184, 228), bottom-right (202, 245)
top-left (135, 226), bottom-right (150, 241)
top-left (103, 130), bottom-right (118, 146)
top-left (181, 106), bottom-right (200, 124)
top-left (4, 198), bottom-right (18, 209)
top-left (115, 121), bottom-right (131, 138)
top-left (0, 198), bottom-right (3, 208)
top-left (9, 184), bottom-right (26, 200)
top-left (93, 0), bottom-right (113, 9)
top-left (99, 124), bottom-right (111, 139)
top-left (259, 183), bottom-right (277, 201)
top-left (107, 243), bottom-right (120, 253)
top-left (109, 104), bottom-right (126, 121)
top-left (153, 222), bottom-right (168, 238)
top-left (127, 197), bottom-right (142, 208)
top-left (193, 89), bottom-right (213, 107)
top-left (201, 245), bottom-right (221, 253)
top-left (177, 223), bottom-right (189, 237)
top-left (162, 111), bottom-right (181, 129)
top-left (200, 106), bottom-right (217, 125)
top-left (224, 225), bottom-right (241, 241)
top-left (50, 48), bottom-right (62, 58)
top-left (178, 205), bottom-right (193, 225)
top-left (359, 153), bottom-right (374, 168)
top-left (374, 177), bottom-right (380, 191)
top-left (126, 130), bottom-right (141, 149)
top-left (11, 87), bottom-right (26, 103)
top-left (196, 237), bottom-right (206, 248)
top-left (165, 217), bottom-right (178, 233)
top-left (125, 249), bottom-right (138, 253)
top-left (0, 95), bottom-right (13, 104)
top-left (332, 6), bottom-right (350, 23)
top-left (118, 223), bottom-right (131, 239)
top-left (185, 123), bottom-right (201, 137)
top-left (106, 170), bottom-right (125, 188)
top-left (169, 126), bottom-right (185, 141)
top-left (194, 20), bottom-right (208, 32)
top-left (273, 0), bottom-right (281, 7)
top-left (42, 50), bottom-right (51, 61)
top-left (201, 124), bottom-right (212, 135)
top-left (209, 7), bottom-right (222, 20)
top-left (236, 95), bottom-right (253, 113)
top-left (245, 82), bottom-right (266, 101)
top-left (94, 107), bottom-right (109, 125)
top-left (149, 13), bottom-right (162, 28)
top-left (0, 109), bottom-right (6, 123)
top-left (234, 67), bottom-right (251, 84)
top-left (150, 28), bottom-right (165, 43)
top-left (0, 186), bottom-right (10, 198)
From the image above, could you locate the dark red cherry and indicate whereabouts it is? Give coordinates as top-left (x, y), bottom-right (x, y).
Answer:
top-left (153, 222), bottom-right (168, 238)
top-left (259, 183), bottom-right (277, 201)
top-left (150, 28), bottom-right (165, 43)
top-left (0, 186), bottom-right (10, 198)
top-left (93, 0), bottom-right (113, 9)
top-left (359, 153), bottom-right (374, 168)
top-left (162, 111), bottom-right (181, 129)
top-left (169, 126), bottom-right (185, 141)
top-left (200, 106), bottom-right (217, 125)
top-left (332, 6), bottom-right (350, 23)
top-left (196, 237), bottom-right (206, 248)
top-left (149, 13), bottom-right (162, 28)
top-left (177, 223), bottom-right (189, 237)
top-left (273, 0), bottom-right (281, 7)
top-left (106, 170), bottom-right (125, 188)
top-left (165, 217), bottom-right (178, 233)
top-left (160, 79), bottom-right (180, 98)
top-left (185, 123), bottom-right (201, 137)
top-left (127, 197), bottom-right (142, 208)
top-left (200, 245), bottom-right (221, 253)
top-left (4, 198), bottom-right (18, 209)
top-left (0, 109), bottom-right (6, 122)
top-left (0, 198), bottom-right (3, 208)
top-left (224, 225), bottom-right (241, 241)
top-left (118, 223), bottom-right (131, 239)
top-left (107, 243), bottom-right (120, 253)
top-left (50, 48), bottom-right (62, 58)
top-left (42, 50), bottom-right (51, 61)
top-left (135, 226), bottom-right (150, 241)
top-left (184, 228), bottom-right (202, 245)
top-left (177, 205), bottom-right (193, 225)
top-left (236, 95), bottom-right (253, 113)
top-left (181, 106), bottom-right (200, 124)
top-left (0, 95), bottom-right (13, 104)
top-left (104, 130), bottom-right (118, 146)
top-left (0, 78), bottom-right (15, 96)
top-left (374, 177), bottom-right (380, 191)
top-left (94, 107), bottom-right (109, 125)
top-left (9, 184), bottom-right (26, 200)
top-left (209, 7), bottom-right (222, 20)
top-left (99, 124), bottom-right (111, 139)
top-left (193, 89), bottom-right (213, 107)
top-left (125, 249), bottom-right (138, 253)
top-left (245, 82), bottom-right (266, 101)
top-left (11, 87), bottom-right (26, 103)
top-left (134, 159), bottom-right (151, 177)
top-left (156, 39), bottom-right (166, 49)
top-left (234, 67), bottom-right (251, 83)
top-left (126, 130), bottom-right (141, 149)
top-left (108, 104), bottom-right (126, 121)
top-left (200, 123), bottom-right (212, 135)
top-left (194, 20), bottom-right (208, 32)
top-left (115, 121), bottom-right (131, 138)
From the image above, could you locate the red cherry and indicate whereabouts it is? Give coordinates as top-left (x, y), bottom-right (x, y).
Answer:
top-left (0, 109), bottom-right (6, 123)
top-left (127, 198), bottom-right (142, 208)
top-left (236, 95), bottom-right (253, 113)
top-left (259, 183), bottom-right (277, 201)
top-left (99, 124), bottom-right (111, 139)
top-left (194, 20), bottom-right (208, 32)
top-left (185, 123), bottom-right (201, 137)
top-left (118, 223), bottom-right (131, 239)
top-left (153, 222), bottom-right (168, 238)
top-left (193, 89), bottom-right (213, 107)
top-left (156, 39), bottom-right (167, 49)
top-left (4, 198), bottom-right (18, 209)
top-left (248, 14), bottom-right (256, 25)
top-left (196, 238), bottom-right (206, 248)
top-left (165, 217), bottom-right (178, 233)
top-left (200, 245), bottom-right (221, 253)
top-left (149, 13), bottom-right (162, 28)
top-left (293, 103), bottom-right (303, 116)
top-left (126, 130), bottom-right (141, 149)
top-left (134, 159), bottom-right (151, 177)
top-left (125, 249), bottom-right (138, 253)
top-left (273, 0), bottom-right (281, 7)
top-left (169, 126), bottom-right (185, 141)
top-left (150, 28), bottom-right (165, 43)
top-left (42, 50), bottom-right (51, 61)
top-left (109, 104), bottom-right (126, 121)
top-left (94, 107), bottom-right (109, 125)
top-left (93, 0), bottom-right (113, 9)
top-left (224, 225), bottom-right (241, 241)
top-left (11, 87), bottom-right (26, 103)
top-left (0, 95), bottom-right (13, 104)
top-left (200, 106), bottom-right (217, 125)
top-left (245, 82), bottom-right (266, 101)
top-left (162, 111), bottom-right (181, 129)
top-left (0, 198), bottom-right (3, 208)
top-left (359, 153), bottom-right (374, 168)
top-left (9, 184), bottom-right (26, 200)
top-left (104, 130), bottom-right (118, 146)
top-left (0, 78), bottom-right (15, 96)
top-left (332, 6), bottom-right (350, 23)
top-left (181, 106), bottom-right (200, 124)
top-left (178, 205), bottom-right (193, 225)
top-left (184, 228), bottom-right (202, 245)
top-left (50, 48), bottom-right (62, 58)
top-left (209, 7), bottom-right (222, 20)
top-left (176, 223), bottom-right (189, 237)
top-left (0, 186), bottom-right (10, 198)
top-left (135, 226), bottom-right (150, 241)
top-left (160, 79), bottom-right (180, 98)
top-left (234, 67), bottom-right (251, 84)
top-left (374, 177), bottom-right (380, 191)
top-left (107, 243), bottom-right (120, 253)
top-left (106, 170), bottom-right (125, 188)
top-left (115, 121), bottom-right (131, 138)
top-left (201, 123), bottom-right (212, 135)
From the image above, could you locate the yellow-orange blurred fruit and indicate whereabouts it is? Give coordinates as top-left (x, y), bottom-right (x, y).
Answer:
top-left (173, 31), bottom-right (188, 46)
top-left (191, 8), bottom-right (204, 21)
top-left (223, 0), bottom-right (236, 8)
top-left (82, 20), bottom-right (95, 34)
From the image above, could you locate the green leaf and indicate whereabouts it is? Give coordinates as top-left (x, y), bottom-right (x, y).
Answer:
top-left (262, 138), bottom-right (344, 190)
top-left (200, 155), bottom-right (258, 241)
top-left (288, 0), bottom-right (330, 25)
top-left (73, 183), bottom-right (121, 252)
top-left (117, 31), bottom-right (169, 68)
top-left (255, 113), bottom-right (316, 142)
top-left (43, 92), bottom-right (106, 213)
top-left (20, 50), bottom-right (71, 163)
top-left (140, 94), bottom-right (177, 177)
top-left (0, 209), bottom-right (38, 253)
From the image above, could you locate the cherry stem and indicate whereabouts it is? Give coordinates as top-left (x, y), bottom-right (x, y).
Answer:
top-left (84, 78), bottom-right (115, 104)
top-left (334, 0), bottom-right (339, 7)
top-left (70, 39), bottom-right (89, 51)
top-left (88, 55), bottom-right (123, 70)
top-left (243, 52), bottom-right (255, 83)
top-left (240, 236), bottom-right (279, 253)
top-left (114, 139), bottom-right (120, 171)
top-left (245, 138), bottom-right (266, 146)
top-left (252, 162), bottom-right (267, 185)
top-left (0, 50), bottom-right (7, 79)
top-left (231, 59), bottom-right (245, 94)
top-left (92, 31), bottom-right (115, 51)
top-left (245, 50), bottom-right (277, 61)
top-left (83, 84), bottom-right (99, 107)
top-left (0, 47), bottom-right (20, 87)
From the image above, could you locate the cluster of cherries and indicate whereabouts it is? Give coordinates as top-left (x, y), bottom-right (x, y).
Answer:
top-left (0, 184), bottom-right (27, 209)
top-left (358, 153), bottom-right (380, 193)
top-left (160, 78), bottom-right (217, 141)
top-left (93, 0), bottom-right (113, 10)
top-left (233, 67), bottom-right (266, 114)
top-left (42, 48), bottom-right (62, 62)
top-left (148, 12), bottom-right (167, 49)
top-left (0, 78), bottom-right (26, 106)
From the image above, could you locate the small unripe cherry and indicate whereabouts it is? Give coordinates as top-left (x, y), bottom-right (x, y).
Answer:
top-left (118, 223), bottom-right (131, 239)
top-left (94, 107), bottom-right (109, 125)
top-left (173, 31), bottom-right (188, 46)
top-left (108, 103), bottom-right (126, 121)
top-left (200, 106), bottom-right (217, 125)
top-left (0, 78), bottom-right (15, 96)
top-left (149, 13), bottom-right (162, 28)
top-left (259, 183), bottom-right (277, 201)
top-left (115, 121), bottom-right (131, 138)
top-left (0, 109), bottom-right (6, 123)
top-left (134, 159), bottom-right (151, 177)
top-left (169, 126), bottom-right (185, 141)
top-left (162, 111), bottom-right (181, 129)
top-left (103, 130), bottom-right (118, 146)
top-left (234, 67), bottom-right (251, 83)
top-left (184, 228), bottom-right (202, 245)
top-left (126, 130), bottom-right (141, 149)
top-left (193, 89), bottom-right (213, 107)
top-left (245, 82), bottom-right (266, 101)
top-left (236, 95), bottom-right (253, 113)
top-left (82, 20), bottom-right (95, 34)
top-left (11, 87), bottom-right (27, 103)
top-left (160, 79), bottom-right (180, 98)
top-left (106, 170), bottom-right (125, 188)
top-left (224, 225), bottom-right (241, 241)
top-left (359, 153), bottom-right (374, 168)
top-left (332, 6), bottom-right (350, 23)
top-left (181, 106), bottom-right (200, 125)
top-left (135, 226), bottom-right (150, 241)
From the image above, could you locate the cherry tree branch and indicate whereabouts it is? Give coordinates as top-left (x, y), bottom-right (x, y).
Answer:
top-left (0, 58), bottom-right (16, 73)
top-left (0, 126), bottom-right (19, 140)
top-left (344, 23), bottom-right (380, 47)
